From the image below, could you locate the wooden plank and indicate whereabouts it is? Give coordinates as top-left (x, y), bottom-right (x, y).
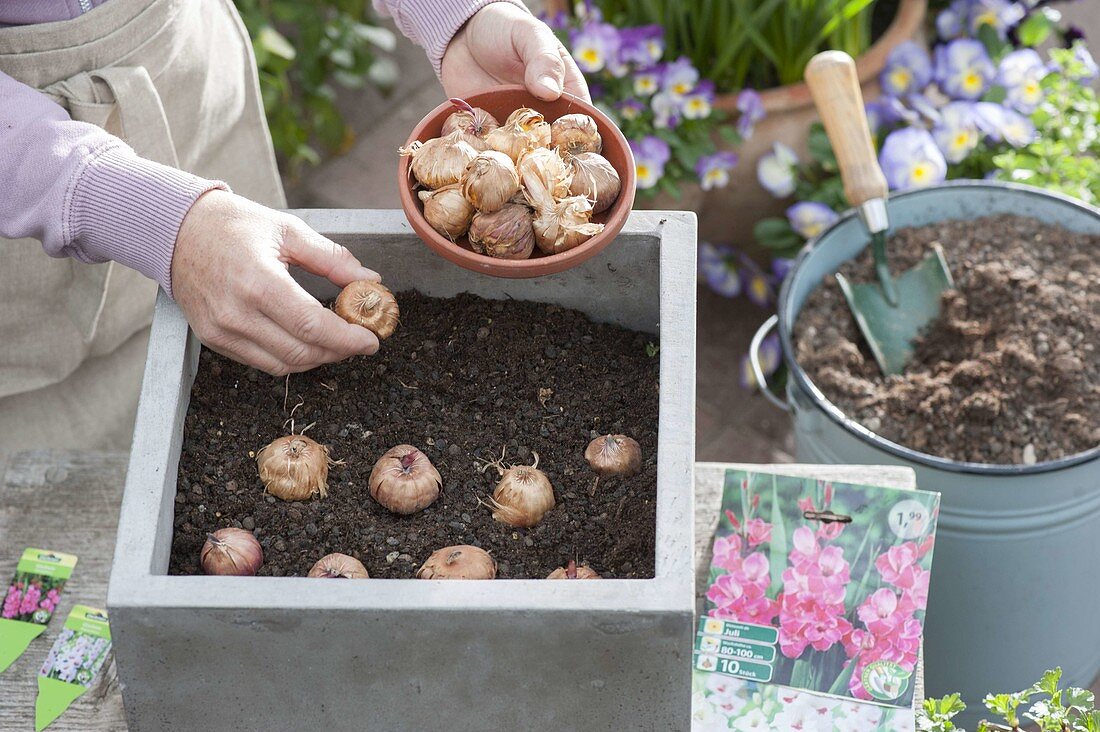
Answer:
top-left (693, 462), bottom-right (925, 706)
top-left (0, 450), bottom-right (128, 732)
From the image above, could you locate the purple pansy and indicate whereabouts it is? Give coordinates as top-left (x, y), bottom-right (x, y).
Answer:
top-left (998, 107), bottom-right (1037, 146)
top-left (967, 0), bottom-right (1025, 39)
top-left (699, 242), bottom-right (741, 297)
top-left (662, 57), bottom-right (700, 97)
top-left (682, 80), bottom-right (716, 120)
top-left (629, 136), bottom-right (671, 190)
top-left (772, 257), bottom-right (796, 282)
top-left (618, 25), bottom-right (664, 66)
top-left (1070, 44), bottom-right (1099, 82)
top-left (741, 333), bottom-right (781, 389)
top-left (651, 91), bottom-right (681, 129)
top-left (633, 65), bottom-right (663, 97)
top-left (569, 22), bottom-right (621, 73)
top-left (879, 127), bottom-right (948, 190)
top-left (743, 268), bottom-right (773, 308)
top-left (934, 39), bottom-right (996, 99)
top-left (932, 101), bottom-right (981, 163)
top-left (696, 151), bottom-right (739, 190)
top-left (936, 0), bottom-right (968, 39)
top-left (881, 41), bottom-right (933, 97)
top-left (786, 202), bottom-right (839, 239)
top-left (617, 98), bottom-right (647, 121)
top-left (998, 49), bottom-right (1048, 113)
top-left (736, 89), bottom-right (765, 137)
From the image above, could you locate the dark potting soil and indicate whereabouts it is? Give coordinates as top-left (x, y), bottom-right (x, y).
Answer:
top-left (168, 292), bottom-right (660, 578)
top-left (794, 214), bottom-right (1099, 465)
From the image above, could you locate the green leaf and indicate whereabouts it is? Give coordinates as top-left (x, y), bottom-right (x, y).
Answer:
top-left (754, 217), bottom-right (803, 251)
top-left (257, 26), bottom-right (296, 61)
top-left (352, 22), bottom-right (396, 51)
top-left (976, 22), bottom-right (1009, 61)
top-left (828, 654), bottom-right (859, 696)
top-left (367, 57), bottom-right (399, 89)
top-left (1016, 12), bottom-right (1053, 48)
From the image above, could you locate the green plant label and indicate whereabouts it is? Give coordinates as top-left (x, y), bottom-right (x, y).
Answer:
top-left (695, 634), bottom-right (777, 663)
top-left (694, 653), bottom-right (773, 682)
top-left (698, 617), bottom-right (779, 645)
top-left (35, 605), bottom-right (111, 731)
top-left (0, 548), bottom-right (78, 673)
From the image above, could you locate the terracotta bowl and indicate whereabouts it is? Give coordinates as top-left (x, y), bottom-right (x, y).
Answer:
top-left (398, 85), bottom-right (637, 278)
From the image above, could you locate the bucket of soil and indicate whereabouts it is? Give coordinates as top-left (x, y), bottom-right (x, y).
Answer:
top-left (754, 180), bottom-right (1099, 726)
top-left (107, 210), bottom-right (697, 730)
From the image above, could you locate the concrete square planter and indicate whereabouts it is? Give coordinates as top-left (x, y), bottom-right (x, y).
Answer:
top-left (107, 210), bottom-right (697, 731)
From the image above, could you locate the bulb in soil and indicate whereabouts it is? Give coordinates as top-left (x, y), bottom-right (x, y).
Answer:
top-left (441, 99), bottom-right (499, 151)
top-left (584, 434), bottom-right (642, 477)
top-left (551, 114), bottom-right (602, 155)
top-left (201, 528), bottom-right (263, 576)
top-left (532, 196), bottom-right (604, 255)
top-left (256, 435), bottom-right (331, 501)
top-left (307, 553), bottom-right (369, 579)
top-left (547, 560), bottom-right (601, 579)
top-left (418, 183), bottom-right (474, 239)
top-left (518, 147), bottom-right (572, 211)
top-left (368, 445), bottom-right (442, 515)
top-left (567, 152), bottom-right (620, 213)
top-left (485, 108), bottom-right (551, 162)
top-left (490, 453), bottom-right (555, 528)
top-left (469, 203), bottom-right (535, 260)
top-left (462, 150), bottom-right (520, 213)
top-left (335, 281), bottom-right (400, 339)
top-left (416, 545), bottom-right (497, 579)
top-left (399, 132), bottom-right (478, 189)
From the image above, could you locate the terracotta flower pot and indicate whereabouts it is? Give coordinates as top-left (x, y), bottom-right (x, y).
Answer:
top-left (698, 0), bottom-right (928, 246)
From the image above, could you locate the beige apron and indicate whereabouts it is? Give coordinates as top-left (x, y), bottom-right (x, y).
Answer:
top-left (0, 0), bottom-right (284, 473)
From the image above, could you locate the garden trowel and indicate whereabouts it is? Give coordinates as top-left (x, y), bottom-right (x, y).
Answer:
top-left (804, 51), bottom-right (954, 376)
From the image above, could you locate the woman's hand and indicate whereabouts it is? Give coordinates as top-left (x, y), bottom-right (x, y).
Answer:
top-left (171, 190), bottom-right (381, 375)
top-left (441, 3), bottom-right (589, 102)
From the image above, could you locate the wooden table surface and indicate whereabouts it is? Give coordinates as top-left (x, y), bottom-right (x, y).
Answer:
top-left (0, 451), bottom-right (922, 730)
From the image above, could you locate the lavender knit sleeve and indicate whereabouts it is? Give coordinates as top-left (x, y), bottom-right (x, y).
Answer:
top-left (0, 71), bottom-right (227, 297)
top-left (372, 0), bottom-right (530, 74)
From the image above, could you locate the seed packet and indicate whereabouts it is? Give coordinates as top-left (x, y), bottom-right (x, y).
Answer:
top-left (35, 605), bottom-right (112, 731)
top-left (692, 469), bottom-right (940, 730)
top-left (0, 548), bottom-right (78, 673)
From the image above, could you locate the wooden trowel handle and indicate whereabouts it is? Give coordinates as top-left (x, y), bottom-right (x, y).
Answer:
top-left (805, 51), bottom-right (887, 207)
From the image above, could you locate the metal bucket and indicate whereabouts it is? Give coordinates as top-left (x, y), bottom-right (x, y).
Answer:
top-left (751, 181), bottom-right (1100, 723)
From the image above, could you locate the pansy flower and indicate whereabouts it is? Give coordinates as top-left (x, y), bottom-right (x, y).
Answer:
top-left (881, 41), bottom-right (933, 97)
top-left (651, 91), bottom-right (681, 129)
top-left (662, 57), bottom-right (699, 98)
top-left (618, 25), bottom-right (664, 66)
top-left (756, 142), bottom-right (799, 198)
top-left (934, 39), bottom-right (995, 99)
top-left (569, 22), bottom-right (620, 74)
top-left (998, 48), bottom-right (1048, 113)
top-left (736, 89), bottom-right (765, 138)
top-left (696, 151), bottom-right (738, 190)
top-left (616, 98), bottom-right (646, 121)
top-left (682, 80), bottom-right (715, 120)
top-left (632, 64), bottom-right (663, 97)
top-left (786, 201), bottom-right (839, 239)
top-left (879, 127), bottom-right (948, 190)
top-left (932, 101), bottom-right (981, 163)
top-left (629, 135), bottom-right (671, 190)
top-left (699, 242), bottom-right (741, 297)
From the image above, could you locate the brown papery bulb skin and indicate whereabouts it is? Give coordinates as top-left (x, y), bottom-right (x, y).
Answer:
top-left (551, 114), bottom-right (602, 155)
top-left (518, 147), bottom-right (572, 212)
top-left (533, 195), bottom-right (604, 255)
top-left (585, 434), bottom-right (642, 477)
top-left (256, 435), bottom-right (331, 501)
top-left (399, 132), bottom-right (478, 189)
top-left (469, 204), bottom-right (535, 260)
top-left (491, 456), bottom-right (555, 528)
top-left (418, 184), bottom-right (474, 239)
top-left (307, 553), bottom-right (369, 579)
top-left (335, 280), bottom-right (400, 339)
top-left (201, 528), bottom-right (263, 576)
top-left (416, 545), bottom-right (497, 579)
top-left (368, 445), bottom-right (442, 515)
top-left (485, 108), bottom-right (551, 162)
top-left (568, 152), bottom-right (621, 213)
top-left (547, 560), bottom-right (601, 579)
top-left (462, 151), bottom-right (520, 213)
top-left (441, 100), bottom-right (500, 140)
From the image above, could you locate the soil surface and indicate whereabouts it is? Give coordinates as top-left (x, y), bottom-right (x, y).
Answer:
top-left (169, 293), bottom-right (660, 578)
top-left (794, 214), bottom-right (1099, 464)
